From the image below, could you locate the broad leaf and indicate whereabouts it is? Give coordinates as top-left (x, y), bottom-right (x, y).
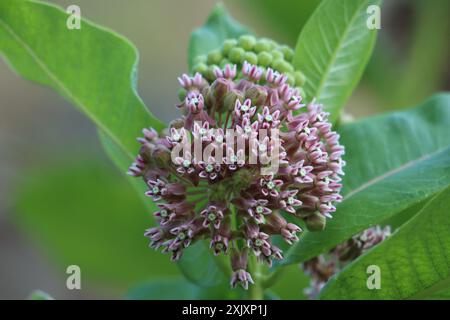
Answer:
top-left (0, 0), bottom-right (164, 161)
top-left (177, 241), bottom-right (229, 288)
top-left (188, 3), bottom-right (250, 70)
top-left (281, 94), bottom-right (450, 265)
top-left (14, 155), bottom-right (177, 287)
top-left (99, 130), bottom-right (154, 210)
top-left (293, 0), bottom-right (381, 122)
top-left (320, 186), bottom-right (450, 299)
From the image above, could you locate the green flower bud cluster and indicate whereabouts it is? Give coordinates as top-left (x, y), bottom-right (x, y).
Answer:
top-left (192, 35), bottom-right (306, 90)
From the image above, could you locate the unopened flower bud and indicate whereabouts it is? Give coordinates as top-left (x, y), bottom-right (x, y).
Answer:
top-left (294, 71), bottom-right (306, 87)
top-left (207, 49), bottom-right (223, 65)
top-left (223, 89), bottom-right (244, 111)
top-left (222, 38), bottom-right (238, 55)
top-left (245, 85), bottom-right (268, 106)
top-left (305, 211), bottom-right (327, 231)
top-left (271, 50), bottom-right (284, 61)
top-left (254, 38), bottom-right (272, 53)
top-left (273, 59), bottom-right (294, 73)
top-left (192, 63), bottom-right (208, 75)
top-left (279, 45), bottom-right (294, 62)
top-left (153, 147), bottom-right (171, 168)
top-left (257, 51), bottom-right (273, 67)
top-left (238, 35), bottom-right (256, 51)
top-left (169, 118), bottom-right (185, 129)
top-left (193, 54), bottom-right (207, 65)
top-left (243, 52), bottom-right (258, 65)
top-left (228, 47), bottom-right (245, 64)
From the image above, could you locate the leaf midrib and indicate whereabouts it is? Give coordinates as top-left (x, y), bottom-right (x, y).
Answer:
top-left (313, 0), bottom-right (368, 100)
top-left (409, 276), bottom-right (450, 299)
top-left (0, 16), bottom-right (135, 161)
top-left (344, 145), bottom-right (450, 200)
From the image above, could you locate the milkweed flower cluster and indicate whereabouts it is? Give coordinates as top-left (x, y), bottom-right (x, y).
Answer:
top-left (128, 37), bottom-right (345, 289)
top-left (302, 225), bottom-right (391, 299)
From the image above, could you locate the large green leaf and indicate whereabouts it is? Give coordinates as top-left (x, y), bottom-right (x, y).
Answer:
top-left (293, 0), bottom-right (381, 121)
top-left (14, 155), bottom-right (177, 288)
top-left (281, 94), bottom-right (450, 265)
top-left (188, 3), bottom-right (250, 70)
top-left (177, 241), bottom-right (229, 288)
top-left (0, 0), bottom-right (164, 161)
top-left (320, 186), bottom-right (450, 299)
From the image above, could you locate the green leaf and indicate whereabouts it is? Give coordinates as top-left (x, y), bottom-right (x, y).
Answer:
top-left (98, 130), bottom-right (155, 211)
top-left (177, 241), bottom-right (229, 288)
top-left (188, 3), bottom-right (250, 70)
top-left (293, 0), bottom-right (381, 122)
top-left (14, 155), bottom-right (177, 288)
top-left (126, 277), bottom-right (244, 300)
top-left (320, 186), bottom-right (450, 299)
top-left (281, 94), bottom-right (450, 265)
top-left (0, 0), bottom-right (165, 162)
top-left (270, 264), bottom-right (310, 300)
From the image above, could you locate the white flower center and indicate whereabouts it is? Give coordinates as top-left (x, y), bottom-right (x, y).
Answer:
top-left (172, 133), bottom-right (181, 141)
top-left (183, 160), bottom-right (191, 168)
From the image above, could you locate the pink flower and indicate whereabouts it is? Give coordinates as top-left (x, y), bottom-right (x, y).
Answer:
top-left (130, 58), bottom-right (345, 289)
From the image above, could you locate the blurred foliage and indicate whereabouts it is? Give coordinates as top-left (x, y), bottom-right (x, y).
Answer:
top-left (229, 0), bottom-right (321, 46)
top-left (13, 154), bottom-right (178, 290)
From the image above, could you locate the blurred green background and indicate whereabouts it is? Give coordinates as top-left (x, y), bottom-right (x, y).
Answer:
top-left (0, 0), bottom-right (448, 299)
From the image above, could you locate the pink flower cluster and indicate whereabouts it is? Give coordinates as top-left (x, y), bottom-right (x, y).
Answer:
top-left (128, 61), bottom-right (345, 289)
